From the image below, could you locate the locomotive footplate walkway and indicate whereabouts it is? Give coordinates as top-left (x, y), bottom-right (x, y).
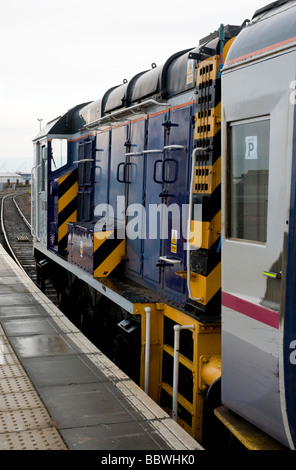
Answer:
top-left (0, 244), bottom-right (201, 451)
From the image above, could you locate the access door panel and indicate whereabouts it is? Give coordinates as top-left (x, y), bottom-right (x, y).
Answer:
top-left (109, 125), bottom-right (128, 224)
top-left (125, 119), bottom-right (146, 276)
top-left (162, 106), bottom-right (193, 299)
top-left (143, 113), bottom-right (166, 285)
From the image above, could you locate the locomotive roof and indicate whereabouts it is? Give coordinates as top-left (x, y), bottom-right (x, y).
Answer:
top-left (99, 47), bottom-right (196, 117)
top-left (225, 0), bottom-right (296, 67)
top-left (79, 34), bottom-right (226, 128)
top-left (36, 24), bottom-right (240, 138)
top-left (33, 102), bottom-right (90, 140)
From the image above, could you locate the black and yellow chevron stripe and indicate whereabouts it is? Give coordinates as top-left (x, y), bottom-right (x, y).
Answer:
top-left (58, 169), bottom-right (78, 251)
top-left (93, 229), bottom-right (125, 277)
top-left (188, 55), bottom-right (221, 317)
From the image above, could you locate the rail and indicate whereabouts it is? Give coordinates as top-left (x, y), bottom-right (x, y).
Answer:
top-left (13, 194), bottom-right (32, 230)
top-left (0, 191), bottom-right (32, 273)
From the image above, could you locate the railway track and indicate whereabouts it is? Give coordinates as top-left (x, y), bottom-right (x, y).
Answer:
top-left (1, 190), bottom-right (35, 275)
top-left (0, 188), bottom-right (58, 303)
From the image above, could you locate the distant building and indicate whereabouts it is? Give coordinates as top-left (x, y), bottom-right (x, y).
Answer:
top-left (0, 172), bottom-right (31, 189)
top-left (18, 173), bottom-right (31, 185)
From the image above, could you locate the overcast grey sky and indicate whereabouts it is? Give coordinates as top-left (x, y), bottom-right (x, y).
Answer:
top-left (0, 0), bottom-right (267, 172)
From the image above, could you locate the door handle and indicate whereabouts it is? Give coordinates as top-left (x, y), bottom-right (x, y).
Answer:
top-left (158, 256), bottom-right (182, 265)
top-left (116, 162), bottom-right (126, 183)
top-left (163, 145), bottom-right (186, 151)
top-left (153, 160), bottom-right (163, 184)
top-left (116, 162), bottom-right (137, 183)
top-left (263, 271), bottom-right (281, 279)
top-left (153, 158), bottom-right (179, 185)
top-left (162, 158), bottom-right (178, 184)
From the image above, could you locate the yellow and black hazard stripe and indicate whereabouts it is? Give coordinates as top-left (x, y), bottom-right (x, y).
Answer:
top-left (58, 169), bottom-right (78, 252)
top-left (188, 55), bottom-right (221, 317)
top-left (93, 228), bottom-right (125, 277)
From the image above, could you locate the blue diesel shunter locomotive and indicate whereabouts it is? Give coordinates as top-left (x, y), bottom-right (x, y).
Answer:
top-left (32, 0), bottom-right (296, 449)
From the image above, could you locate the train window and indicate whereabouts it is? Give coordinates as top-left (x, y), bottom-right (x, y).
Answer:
top-left (228, 117), bottom-right (270, 243)
top-left (51, 138), bottom-right (68, 171)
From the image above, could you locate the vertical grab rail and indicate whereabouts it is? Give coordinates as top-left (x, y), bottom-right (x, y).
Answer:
top-left (144, 306), bottom-right (151, 394)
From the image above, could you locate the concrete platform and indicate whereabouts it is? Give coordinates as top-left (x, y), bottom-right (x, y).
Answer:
top-left (0, 244), bottom-right (202, 451)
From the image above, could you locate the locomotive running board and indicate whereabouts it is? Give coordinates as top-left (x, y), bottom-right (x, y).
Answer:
top-left (33, 241), bottom-right (135, 313)
top-left (214, 406), bottom-right (288, 450)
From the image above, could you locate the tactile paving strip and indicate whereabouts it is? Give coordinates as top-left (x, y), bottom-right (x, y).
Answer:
top-left (0, 390), bottom-right (46, 412)
top-left (0, 327), bottom-right (67, 450)
top-left (0, 407), bottom-right (53, 433)
top-left (0, 363), bottom-right (27, 380)
top-left (0, 428), bottom-right (67, 450)
top-left (0, 376), bottom-right (34, 395)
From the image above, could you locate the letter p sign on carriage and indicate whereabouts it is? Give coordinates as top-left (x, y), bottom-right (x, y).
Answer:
top-left (245, 135), bottom-right (258, 160)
